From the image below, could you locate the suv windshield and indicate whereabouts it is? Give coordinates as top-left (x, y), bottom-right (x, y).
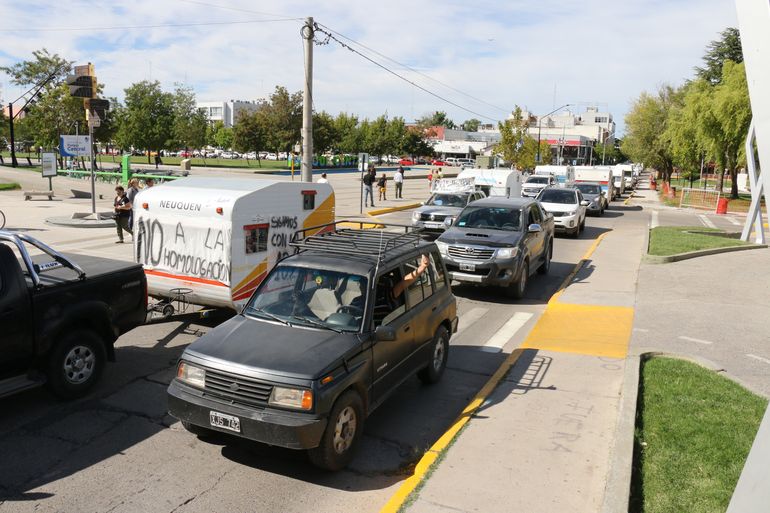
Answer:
top-left (426, 193), bottom-right (469, 207)
top-left (538, 189), bottom-right (577, 204)
top-left (455, 206), bottom-right (521, 231)
top-left (245, 266), bottom-right (367, 332)
top-left (575, 184), bottom-right (601, 195)
top-left (526, 176), bottom-right (550, 184)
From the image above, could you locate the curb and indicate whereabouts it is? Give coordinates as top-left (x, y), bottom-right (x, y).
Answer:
top-left (367, 203), bottom-right (421, 216)
top-left (645, 242), bottom-right (767, 264)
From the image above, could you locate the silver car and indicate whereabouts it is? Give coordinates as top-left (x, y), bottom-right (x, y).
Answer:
top-left (412, 190), bottom-right (487, 236)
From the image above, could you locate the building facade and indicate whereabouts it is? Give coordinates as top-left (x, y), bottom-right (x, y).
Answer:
top-left (196, 99), bottom-right (264, 127)
top-left (524, 106), bottom-right (616, 165)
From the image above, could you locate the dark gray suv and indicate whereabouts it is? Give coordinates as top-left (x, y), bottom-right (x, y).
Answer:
top-left (168, 222), bottom-right (457, 470)
top-left (435, 197), bottom-right (554, 298)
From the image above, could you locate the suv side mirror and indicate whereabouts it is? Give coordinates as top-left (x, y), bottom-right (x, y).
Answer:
top-left (444, 217), bottom-right (454, 227)
top-left (528, 223), bottom-right (542, 233)
top-left (375, 325), bottom-right (396, 341)
top-left (580, 200), bottom-right (590, 206)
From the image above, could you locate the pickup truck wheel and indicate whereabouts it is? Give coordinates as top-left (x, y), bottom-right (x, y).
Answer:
top-left (538, 241), bottom-right (551, 275)
top-left (507, 261), bottom-right (528, 299)
top-left (308, 390), bottom-right (364, 471)
top-left (47, 330), bottom-right (106, 399)
top-left (418, 325), bottom-right (449, 384)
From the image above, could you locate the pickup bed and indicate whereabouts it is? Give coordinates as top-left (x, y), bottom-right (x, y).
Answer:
top-left (0, 231), bottom-right (147, 399)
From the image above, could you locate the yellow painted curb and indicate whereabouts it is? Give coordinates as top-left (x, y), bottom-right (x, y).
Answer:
top-left (623, 195), bottom-right (633, 205)
top-left (378, 349), bottom-right (524, 513)
top-left (368, 203), bottom-right (421, 216)
top-left (548, 232), bottom-right (608, 305)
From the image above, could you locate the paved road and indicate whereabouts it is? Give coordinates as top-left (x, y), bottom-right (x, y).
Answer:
top-left (0, 166), bottom-right (640, 512)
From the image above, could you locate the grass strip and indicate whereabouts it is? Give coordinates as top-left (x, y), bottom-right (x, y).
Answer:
top-left (630, 357), bottom-right (767, 513)
top-left (648, 226), bottom-right (748, 256)
top-left (0, 182), bottom-right (21, 191)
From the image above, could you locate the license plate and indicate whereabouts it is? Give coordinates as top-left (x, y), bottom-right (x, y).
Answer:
top-left (459, 263), bottom-right (475, 272)
top-left (209, 411), bottom-right (241, 433)
top-left (424, 222), bottom-right (443, 229)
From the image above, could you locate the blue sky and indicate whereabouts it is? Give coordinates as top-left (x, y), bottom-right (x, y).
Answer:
top-left (0, 0), bottom-right (739, 134)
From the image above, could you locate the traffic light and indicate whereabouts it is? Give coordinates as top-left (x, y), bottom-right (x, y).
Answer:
top-left (85, 98), bottom-right (110, 118)
top-left (67, 74), bottom-right (97, 98)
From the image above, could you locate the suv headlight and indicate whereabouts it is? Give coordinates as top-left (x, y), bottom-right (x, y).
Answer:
top-left (412, 211), bottom-right (421, 222)
top-left (177, 361), bottom-right (205, 388)
top-left (269, 386), bottom-right (313, 410)
top-left (435, 240), bottom-right (448, 255)
top-left (567, 210), bottom-right (577, 216)
top-left (496, 247), bottom-right (519, 259)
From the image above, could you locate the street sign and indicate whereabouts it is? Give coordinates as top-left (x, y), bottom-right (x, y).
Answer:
top-left (60, 135), bottom-right (92, 157)
top-left (41, 152), bottom-right (57, 177)
top-left (358, 153), bottom-right (369, 172)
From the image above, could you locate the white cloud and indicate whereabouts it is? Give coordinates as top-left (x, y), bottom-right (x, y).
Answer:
top-left (0, 0), bottom-right (738, 133)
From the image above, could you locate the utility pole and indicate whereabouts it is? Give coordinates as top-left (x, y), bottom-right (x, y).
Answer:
top-left (301, 17), bottom-right (314, 183)
top-left (8, 103), bottom-right (18, 167)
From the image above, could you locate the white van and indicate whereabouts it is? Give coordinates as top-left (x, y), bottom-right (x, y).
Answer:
top-left (457, 168), bottom-right (522, 197)
top-left (133, 177), bottom-right (335, 311)
top-left (534, 165), bottom-right (575, 187)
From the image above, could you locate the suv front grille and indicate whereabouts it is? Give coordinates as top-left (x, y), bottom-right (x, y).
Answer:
top-left (447, 246), bottom-right (495, 260)
top-left (203, 367), bottom-right (273, 407)
top-left (420, 213), bottom-right (447, 222)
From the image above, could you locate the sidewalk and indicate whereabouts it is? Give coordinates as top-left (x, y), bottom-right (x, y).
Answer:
top-left (399, 189), bottom-right (649, 513)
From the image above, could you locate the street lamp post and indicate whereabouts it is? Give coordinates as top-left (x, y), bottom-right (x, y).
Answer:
top-left (536, 103), bottom-right (573, 164)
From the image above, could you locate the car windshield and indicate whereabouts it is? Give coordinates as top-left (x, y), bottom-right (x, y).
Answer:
top-left (426, 193), bottom-right (469, 207)
top-left (245, 266), bottom-right (367, 333)
top-left (538, 189), bottom-right (578, 204)
top-left (576, 184), bottom-right (601, 195)
top-left (455, 206), bottom-right (521, 231)
top-left (526, 176), bottom-right (550, 184)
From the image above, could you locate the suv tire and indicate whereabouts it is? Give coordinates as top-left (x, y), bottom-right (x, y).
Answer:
top-left (47, 329), bottom-right (106, 399)
top-left (538, 241), bottom-right (551, 275)
top-left (418, 326), bottom-right (449, 384)
top-left (507, 260), bottom-right (528, 299)
top-left (308, 390), bottom-right (364, 471)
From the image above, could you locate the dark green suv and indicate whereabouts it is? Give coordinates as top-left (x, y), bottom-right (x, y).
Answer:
top-left (168, 222), bottom-right (458, 470)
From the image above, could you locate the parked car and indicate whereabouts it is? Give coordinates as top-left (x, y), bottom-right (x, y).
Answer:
top-left (412, 188), bottom-right (487, 236)
top-left (436, 197), bottom-right (554, 298)
top-left (168, 222), bottom-right (458, 470)
top-left (574, 182), bottom-right (607, 215)
top-left (458, 158), bottom-right (475, 168)
top-left (0, 231), bottom-right (148, 399)
top-left (399, 158), bottom-right (415, 166)
top-left (521, 174), bottom-right (557, 198)
top-left (536, 187), bottom-right (588, 238)
top-left (444, 157), bottom-right (461, 167)
top-left (432, 159), bottom-right (447, 166)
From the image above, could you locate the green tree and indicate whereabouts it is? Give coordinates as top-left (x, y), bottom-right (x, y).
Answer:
top-left (262, 86), bottom-right (302, 155)
top-left (384, 116), bottom-right (407, 156)
top-left (622, 86), bottom-right (678, 182)
top-left (461, 118), bottom-right (481, 132)
top-left (333, 113), bottom-right (361, 154)
top-left (116, 80), bottom-right (174, 163)
top-left (171, 84), bottom-right (207, 151)
top-left (93, 96), bottom-right (121, 154)
top-left (496, 106), bottom-right (538, 169)
top-left (401, 128), bottom-right (434, 158)
top-left (695, 27), bottom-right (743, 85)
top-left (214, 125), bottom-right (233, 150)
top-left (417, 110), bottom-right (456, 130)
top-left (312, 111), bottom-right (337, 154)
top-left (233, 110), bottom-right (267, 164)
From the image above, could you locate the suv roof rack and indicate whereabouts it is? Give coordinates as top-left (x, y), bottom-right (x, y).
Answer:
top-left (290, 220), bottom-right (425, 260)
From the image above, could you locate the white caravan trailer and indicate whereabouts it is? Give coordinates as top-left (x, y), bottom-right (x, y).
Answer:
top-left (610, 165), bottom-right (626, 196)
top-left (613, 164), bottom-right (635, 192)
top-left (574, 166), bottom-right (616, 200)
top-left (534, 165), bottom-right (575, 187)
top-left (133, 177), bottom-right (335, 311)
top-left (457, 168), bottom-right (522, 197)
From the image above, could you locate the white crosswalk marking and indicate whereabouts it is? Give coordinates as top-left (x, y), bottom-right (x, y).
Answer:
top-left (698, 214), bottom-right (717, 229)
top-left (453, 307), bottom-right (488, 337)
top-left (480, 312), bottom-right (534, 353)
top-left (725, 216), bottom-right (742, 226)
top-left (678, 335), bottom-right (713, 345)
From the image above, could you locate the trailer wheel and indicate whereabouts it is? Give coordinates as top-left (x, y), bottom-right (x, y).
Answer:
top-left (162, 304), bottom-right (175, 319)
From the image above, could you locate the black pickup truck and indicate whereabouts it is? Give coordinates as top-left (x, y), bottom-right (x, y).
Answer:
top-left (0, 231), bottom-right (147, 399)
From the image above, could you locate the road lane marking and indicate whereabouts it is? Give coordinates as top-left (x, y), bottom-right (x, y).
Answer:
top-left (453, 307), bottom-right (488, 338)
top-left (651, 210), bottom-right (659, 228)
top-left (725, 216), bottom-right (742, 226)
top-left (698, 214), bottom-right (718, 229)
top-left (678, 335), bottom-right (713, 345)
top-left (746, 354), bottom-right (770, 365)
top-left (480, 312), bottom-right (533, 353)
top-left (633, 328), bottom-right (650, 332)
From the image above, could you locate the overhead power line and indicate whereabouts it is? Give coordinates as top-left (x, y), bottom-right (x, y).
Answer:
top-left (312, 23), bottom-right (499, 122)
top-left (0, 18), bottom-right (302, 32)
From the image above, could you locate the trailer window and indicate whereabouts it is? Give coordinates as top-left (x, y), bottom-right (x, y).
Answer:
top-left (302, 190), bottom-right (316, 210)
top-left (244, 224), bottom-right (268, 254)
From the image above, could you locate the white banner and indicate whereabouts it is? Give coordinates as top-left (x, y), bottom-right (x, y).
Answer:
top-left (41, 152), bottom-right (57, 177)
top-left (59, 135), bottom-right (92, 157)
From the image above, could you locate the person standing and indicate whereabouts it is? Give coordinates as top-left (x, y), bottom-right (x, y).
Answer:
top-left (144, 177), bottom-right (155, 188)
top-left (436, 167), bottom-right (444, 179)
top-left (126, 178), bottom-right (140, 230)
top-left (363, 167), bottom-right (376, 207)
top-left (113, 186), bottom-right (133, 243)
top-left (317, 172), bottom-right (329, 184)
top-left (394, 166), bottom-right (404, 199)
top-left (377, 173), bottom-right (388, 201)
top-left (428, 168), bottom-right (435, 189)
top-left (154, 152), bottom-right (162, 169)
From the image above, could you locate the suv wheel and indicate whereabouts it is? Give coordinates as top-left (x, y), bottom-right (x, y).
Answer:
top-left (308, 390), bottom-right (364, 471)
top-left (538, 241), bottom-right (551, 275)
top-left (507, 260), bottom-right (528, 299)
top-left (47, 329), bottom-right (106, 399)
top-left (418, 326), bottom-right (449, 384)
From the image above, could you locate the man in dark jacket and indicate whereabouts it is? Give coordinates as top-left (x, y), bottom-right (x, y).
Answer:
top-left (363, 167), bottom-right (376, 207)
top-left (114, 186), bottom-right (132, 243)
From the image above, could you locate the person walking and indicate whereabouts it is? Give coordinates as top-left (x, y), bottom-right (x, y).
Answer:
top-left (126, 178), bottom-right (140, 230)
top-left (113, 186), bottom-right (133, 243)
top-left (394, 166), bottom-right (404, 199)
top-left (154, 152), bottom-right (162, 169)
top-left (377, 173), bottom-right (388, 201)
top-left (428, 168), bottom-right (435, 189)
top-left (317, 172), bottom-right (329, 184)
top-left (363, 167), bottom-right (376, 207)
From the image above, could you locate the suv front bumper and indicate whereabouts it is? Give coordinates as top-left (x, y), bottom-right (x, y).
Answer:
top-left (168, 380), bottom-right (327, 450)
top-left (442, 254), bottom-right (521, 287)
